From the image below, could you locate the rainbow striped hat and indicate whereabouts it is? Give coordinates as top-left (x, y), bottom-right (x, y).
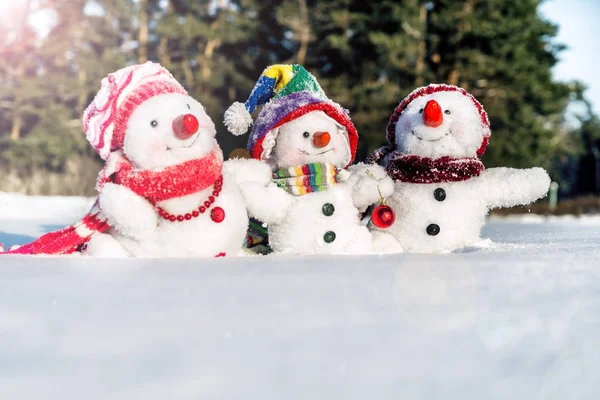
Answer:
top-left (224, 64), bottom-right (358, 167)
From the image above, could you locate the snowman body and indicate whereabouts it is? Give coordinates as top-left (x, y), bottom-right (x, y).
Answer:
top-left (383, 180), bottom-right (485, 253)
top-left (370, 86), bottom-right (550, 253)
top-left (241, 111), bottom-right (401, 255)
top-left (85, 93), bottom-right (270, 257)
top-left (108, 168), bottom-right (249, 257)
top-left (268, 183), bottom-right (372, 254)
top-left (380, 166), bottom-right (549, 253)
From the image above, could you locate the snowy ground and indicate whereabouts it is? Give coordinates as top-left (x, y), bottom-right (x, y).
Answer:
top-left (1, 192), bottom-right (599, 399)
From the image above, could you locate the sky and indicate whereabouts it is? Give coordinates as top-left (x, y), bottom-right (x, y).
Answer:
top-left (540, 0), bottom-right (600, 116)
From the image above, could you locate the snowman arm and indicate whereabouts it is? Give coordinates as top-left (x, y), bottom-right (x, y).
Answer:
top-left (99, 183), bottom-right (158, 239)
top-left (479, 167), bottom-right (551, 210)
top-left (224, 158), bottom-right (273, 187)
top-left (345, 163), bottom-right (395, 211)
top-left (239, 182), bottom-right (293, 225)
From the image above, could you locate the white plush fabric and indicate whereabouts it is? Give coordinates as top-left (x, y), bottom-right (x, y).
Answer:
top-left (85, 93), bottom-right (269, 258)
top-left (223, 101), bottom-right (253, 136)
top-left (261, 111), bottom-right (351, 168)
top-left (371, 167), bottom-right (551, 253)
top-left (241, 111), bottom-right (402, 255)
top-left (394, 91), bottom-right (488, 159)
top-left (374, 90), bottom-right (551, 253)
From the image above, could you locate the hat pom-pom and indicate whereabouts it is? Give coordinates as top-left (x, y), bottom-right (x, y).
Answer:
top-left (224, 102), bottom-right (253, 136)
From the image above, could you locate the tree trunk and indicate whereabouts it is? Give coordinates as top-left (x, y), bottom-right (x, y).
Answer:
top-left (158, 0), bottom-right (172, 66)
top-left (182, 60), bottom-right (195, 92)
top-left (10, 107), bottom-right (22, 141)
top-left (449, 0), bottom-right (477, 87)
top-left (77, 69), bottom-right (87, 116)
top-left (138, 0), bottom-right (149, 63)
top-left (296, 0), bottom-right (310, 65)
top-left (415, 3), bottom-right (428, 86)
top-left (8, 0), bottom-right (32, 141)
top-left (201, 38), bottom-right (221, 81)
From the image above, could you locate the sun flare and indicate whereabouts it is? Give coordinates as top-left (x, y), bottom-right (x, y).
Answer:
top-left (0, 0), bottom-right (57, 36)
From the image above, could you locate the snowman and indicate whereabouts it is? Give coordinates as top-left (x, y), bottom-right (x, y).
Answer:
top-left (366, 84), bottom-right (551, 253)
top-left (3, 62), bottom-right (270, 257)
top-left (224, 64), bottom-right (401, 255)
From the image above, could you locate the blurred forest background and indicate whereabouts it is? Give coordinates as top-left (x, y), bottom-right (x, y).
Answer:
top-left (1, 0), bottom-right (599, 199)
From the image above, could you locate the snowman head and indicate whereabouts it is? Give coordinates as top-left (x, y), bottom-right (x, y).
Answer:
top-left (388, 84), bottom-right (491, 158)
top-left (123, 93), bottom-right (216, 170)
top-left (267, 111), bottom-right (351, 169)
top-left (84, 61), bottom-right (218, 170)
top-left (224, 64), bottom-right (358, 169)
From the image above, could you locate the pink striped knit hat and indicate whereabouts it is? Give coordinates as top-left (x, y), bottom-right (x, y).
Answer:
top-left (83, 61), bottom-right (188, 160)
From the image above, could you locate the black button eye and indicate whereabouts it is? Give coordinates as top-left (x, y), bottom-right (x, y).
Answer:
top-left (150, 120), bottom-right (158, 128)
top-left (303, 132), bottom-right (310, 138)
top-left (444, 110), bottom-right (451, 115)
top-left (187, 104), bottom-right (191, 110)
top-left (419, 108), bottom-right (424, 114)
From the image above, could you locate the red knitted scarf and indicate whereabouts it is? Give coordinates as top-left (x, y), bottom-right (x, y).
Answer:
top-left (111, 148), bottom-right (223, 203)
top-left (3, 148), bottom-right (224, 255)
top-left (385, 152), bottom-right (484, 184)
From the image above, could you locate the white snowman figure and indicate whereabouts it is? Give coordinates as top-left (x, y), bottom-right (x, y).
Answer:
top-left (3, 62), bottom-right (270, 257)
top-left (224, 64), bottom-right (401, 254)
top-left (366, 84), bottom-right (551, 253)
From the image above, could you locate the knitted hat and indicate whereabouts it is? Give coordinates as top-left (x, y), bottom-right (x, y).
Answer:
top-left (387, 84), bottom-right (491, 157)
top-left (224, 64), bottom-right (358, 167)
top-left (83, 61), bottom-right (188, 160)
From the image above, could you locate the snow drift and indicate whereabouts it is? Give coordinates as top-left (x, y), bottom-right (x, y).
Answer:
top-left (1, 192), bottom-right (599, 399)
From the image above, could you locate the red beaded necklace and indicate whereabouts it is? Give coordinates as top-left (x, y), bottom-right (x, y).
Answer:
top-left (155, 176), bottom-right (225, 223)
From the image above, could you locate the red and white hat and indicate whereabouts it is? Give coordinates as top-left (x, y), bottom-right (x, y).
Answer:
top-left (83, 61), bottom-right (188, 160)
top-left (386, 84), bottom-right (491, 157)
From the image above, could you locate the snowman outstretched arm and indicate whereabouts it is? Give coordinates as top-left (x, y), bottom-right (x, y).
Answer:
top-left (98, 183), bottom-right (158, 240)
top-left (345, 163), bottom-right (395, 211)
top-left (224, 158), bottom-right (273, 187)
top-left (479, 167), bottom-right (551, 210)
top-left (239, 182), bottom-right (294, 225)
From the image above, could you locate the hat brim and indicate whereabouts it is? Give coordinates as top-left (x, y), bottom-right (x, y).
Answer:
top-left (251, 102), bottom-right (358, 169)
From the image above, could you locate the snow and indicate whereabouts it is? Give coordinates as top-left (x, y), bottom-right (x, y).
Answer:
top-left (1, 192), bottom-right (600, 399)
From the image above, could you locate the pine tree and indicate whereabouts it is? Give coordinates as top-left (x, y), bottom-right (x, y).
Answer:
top-left (152, 0), bottom-right (293, 155)
top-left (425, 0), bottom-right (574, 169)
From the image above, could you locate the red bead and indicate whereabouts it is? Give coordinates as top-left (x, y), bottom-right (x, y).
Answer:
top-left (192, 211), bottom-right (199, 217)
top-left (185, 213), bottom-right (192, 220)
top-left (210, 207), bottom-right (225, 223)
top-left (209, 196), bottom-right (215, 203)
top-left (371, 204), bottom-right (396, 229)
top-left (199, 206), bottom-right (206, 213)
top-left (213, 191), bottom-right (219, 197)
top-left (163, 214), bottom-right (170, 220)
top-left (169, 215), bottom-right (176, 222)
top-left (204, 200), bottom-right (211, 208)
top-left (177, 215), bottom-right (184, 222)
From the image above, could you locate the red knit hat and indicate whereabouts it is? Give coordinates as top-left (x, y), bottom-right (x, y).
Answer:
top-left (387, 84), bottom-right (491, 157)
top-left (83, 61), bottom-right (188, 160)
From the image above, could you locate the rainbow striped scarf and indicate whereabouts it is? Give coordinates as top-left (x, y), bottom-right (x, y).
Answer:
top-left (273, 163), bottom-right (339, 196)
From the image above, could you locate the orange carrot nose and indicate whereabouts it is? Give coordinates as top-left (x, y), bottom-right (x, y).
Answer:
top-left (423, 99), bottom-right (443, 127)
top-left (172, 114), bottom-right (199, 140)
top-left (313, 131), bottom-right (331, 148)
